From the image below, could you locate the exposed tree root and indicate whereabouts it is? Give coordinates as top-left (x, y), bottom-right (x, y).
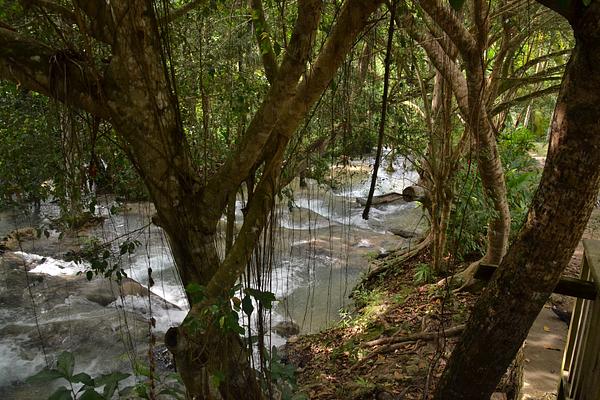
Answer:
top-left (361, 324), bottom-right (465, 348)
top-left (350, 324), bottom-right (465, 371)
top-left (361, 234), bottom-right (432, 285)
top-left (435, 259), bottom-right (481, 292)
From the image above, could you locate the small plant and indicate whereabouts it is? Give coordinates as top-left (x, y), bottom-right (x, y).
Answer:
top-left (265, 346), bottom-right (308, 400)
top-left (26, 351), bottom-right (130, 399)
top-left (413, 263), bottom-right (434, 284)
top-left (130, 362), bottom-right (185, 399)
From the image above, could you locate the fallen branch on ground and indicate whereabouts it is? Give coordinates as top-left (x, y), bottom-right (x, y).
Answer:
top-left (350, 324), bottom-right (465, 371)
top-left (362, 324), bottom-right (465, 347)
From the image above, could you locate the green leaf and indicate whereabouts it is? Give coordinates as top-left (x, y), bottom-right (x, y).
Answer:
top-left (86, 270), bottom-right (93, 281)
top-left (449, 0), bottom-right (466, 10)
top-left (135, 383), bottom-right (149, 399)
top-left (583, 0), bottom-right (591, 5)
top-left (134, 362), bottom-right (151, 378)
top-left (95, 372), bottom-right (129, 399)
top-left (25, 368), bottom-right (64, 383)
top-left (186, 283), bottom-right (205, 304)
top-left (241, 294), bottom-right (254, 316)
top-left (57, 351), bottom-right (75, 379)
top-left (245, 288), bottom-right (276, 309)
top-left (72, 372), bottom-right (94, 386)
top-left (95, 371), bottom-right (130, 386)
top-left (48, 386), bottom-right (73, 400)
top-left (79, 389), bottom-right (104, 400)
top-left (102, 380), bottom-right (117, 399)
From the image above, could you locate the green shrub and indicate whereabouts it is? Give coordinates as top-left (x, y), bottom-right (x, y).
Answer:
top-left (449, 127), bottom-right (541, 260)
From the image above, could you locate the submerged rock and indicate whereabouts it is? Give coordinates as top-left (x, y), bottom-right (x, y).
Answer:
top-left (272, 320), bottom-right (300, 338)
top-left (389, 227), bottom-right (422, 238)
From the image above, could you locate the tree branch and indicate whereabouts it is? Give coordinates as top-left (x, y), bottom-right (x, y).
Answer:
top-left (415, 0), bottom-right (478, 58)
top-left (511, 48), bottom-right (571, 76)
top-left (201, 0), bottom-right (384, 295)
top-left (250, 0), bottom-right (279, 84)
top-left (398, 12), bottom-right (469, 118)
top-left (491, 84), bottom-right (561, 116)
top-left (166, 0), bottom-right (210, 23)
top-left (0, 27), bottom-right (109, 119)
top-left (498, 64), bottom-right (565, 94)
top-left (27, 0), bottom-right (77, 22)
top-left (202, 0), bottom-right (323, 223)
top-left (72, 0), bottom-right (115, 43)
top-left (253, 0), bottom-right (385, 173)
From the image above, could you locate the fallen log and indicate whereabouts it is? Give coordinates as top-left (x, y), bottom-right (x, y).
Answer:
top-left (356, 192), bottom-right (405, 206)
top-left (389, 227), bottom-right (422, 238)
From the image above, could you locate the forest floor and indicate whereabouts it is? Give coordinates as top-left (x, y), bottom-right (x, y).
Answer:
top-left (285, 209), bottom-right (600, 400)
top-left (285, 249), bottom-right (494, 400)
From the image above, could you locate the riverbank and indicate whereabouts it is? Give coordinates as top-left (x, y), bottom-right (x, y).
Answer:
top-left (284, 249), bottom-right (489, 399)
top-left (285, 206), bottom-right (600, 400)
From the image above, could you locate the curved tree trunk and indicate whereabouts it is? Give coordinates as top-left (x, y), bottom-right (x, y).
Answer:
top-left (434, 2), bottom-right (600, 397)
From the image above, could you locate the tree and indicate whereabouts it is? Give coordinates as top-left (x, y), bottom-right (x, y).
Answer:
top-left (399, 0), bottom-right (569, 276)
top-left (434, 0), bottom-right (600, 397)
top-left (0, 0), bottom-right (383, 397)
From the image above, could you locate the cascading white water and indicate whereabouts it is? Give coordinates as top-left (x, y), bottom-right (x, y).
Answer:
top-left (0, 156), bottom-right (425, 396)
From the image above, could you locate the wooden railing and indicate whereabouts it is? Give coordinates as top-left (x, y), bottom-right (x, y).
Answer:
top-left (558, 239), bottom-right (600, 400)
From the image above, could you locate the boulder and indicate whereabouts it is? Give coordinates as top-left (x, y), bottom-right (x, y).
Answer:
top-left (0, 227), bottom-right (38, 251)
top-left (272, 320), bottom-right (300, 338)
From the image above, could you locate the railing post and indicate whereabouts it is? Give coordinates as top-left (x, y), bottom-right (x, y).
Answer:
top-left (558, 239), bottom-right (600, 400)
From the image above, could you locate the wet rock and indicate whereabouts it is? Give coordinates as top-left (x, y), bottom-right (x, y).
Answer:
top-left (272, 320), bottom-right (300, 338)
top-left (153, 344), bottom-right (176, 372)
top-left (389, 228), bottom-right (421, 238)
top-left (0, 227), bottom-right (38, 251)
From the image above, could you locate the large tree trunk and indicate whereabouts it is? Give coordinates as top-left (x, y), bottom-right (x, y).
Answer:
top-left (434, 2), bottom-right (600, 398)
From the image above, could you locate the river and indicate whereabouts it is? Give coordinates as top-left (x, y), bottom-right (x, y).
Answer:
top-left (0, 157), bottom-right (425, 398)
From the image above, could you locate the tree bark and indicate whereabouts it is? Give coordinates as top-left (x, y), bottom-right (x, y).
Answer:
top-left (434, 2), bottom-right (600, 397)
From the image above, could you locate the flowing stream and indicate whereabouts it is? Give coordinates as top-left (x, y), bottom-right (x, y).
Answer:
top-left (0, 157), bottom-right (425, 398)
